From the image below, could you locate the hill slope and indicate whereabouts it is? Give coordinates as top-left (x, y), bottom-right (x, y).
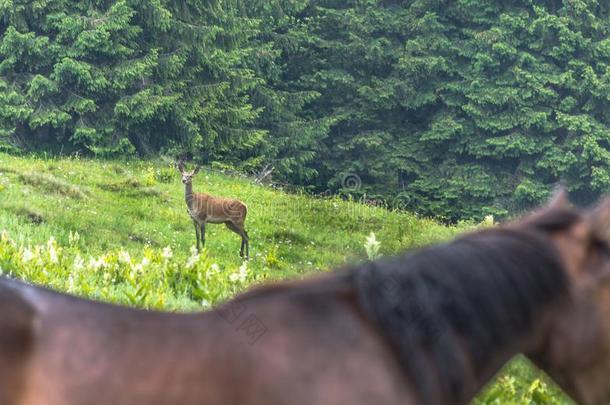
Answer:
top-left (0, 153), bottom-right (463, 277)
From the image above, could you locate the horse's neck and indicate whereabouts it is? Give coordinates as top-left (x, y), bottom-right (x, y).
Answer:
top-left (423, 306), bottom-right (553, 405)
top-left (465, 331), bottom-right (548, 403)
top-left (354, 230), bottom-right (568, 405)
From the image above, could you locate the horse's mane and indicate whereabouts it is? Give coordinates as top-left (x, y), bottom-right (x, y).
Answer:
top-left (233, 209), bottom-right (578, 404)
top-left (352, 225), bottom-right (570, 404)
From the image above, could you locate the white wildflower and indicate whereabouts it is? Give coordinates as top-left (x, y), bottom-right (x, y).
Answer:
top-left (22, 248), bottom-right (34, 263)
top-left (68, 231), bottom-right (80, 245)
top-left (237, 261), bottom-right (248, 283)
top-left (210, 263), bottom-right (220, 273)
top-left (482, 215), bottom-right (495, 227)
top-left (186, 247), bottom-right (200, 269)
top-left (229, 262), bottom-right (248, 283)
top-left (48, 237), bottom-right (58, 264)
top-left (89, 256), bottom-right (107, 270)
top-left (186, 255), bottom-right (199, 269)
top-left (364, 232), bottom-right (381, 260)
top-left (73, 255), bottom-right (85, 271)
top-left (67, 274), bottom-right (75, 293)
top-left (162, 246), bottom-right (173, 259)
top-left (118, 250), bottom-right (131, 264)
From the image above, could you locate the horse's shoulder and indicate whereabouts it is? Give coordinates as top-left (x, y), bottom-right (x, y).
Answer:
top-left (0, 279), bottom-right (37, 349)
top-left (0, 279), bottom-right (37, 402)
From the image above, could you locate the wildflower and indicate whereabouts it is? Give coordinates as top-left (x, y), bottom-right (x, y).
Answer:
top-left (162, 246), bottom-right (173, 259)
top-left (67, 274), bottom-right (75, 293)
top-left (186, 247), bottom-right (200, 269)
top-left (73, 255), bottom-right (85, 271)
top-left (118, 250), bottom-right (131, 264)
top-left (186, 256), bottom-right (198, 269)
top-left (237, 261), bottom-right (248, 283)
top-left (22, 248), bottom-right (34, 263)
top-left (364, 232), bottom-right (381, 260)
top-left (48, 237), bottom-right (59, 264)
top-left (482, 215), bottom-right (495, 227)
top-left (229, 272), bottom-right (240, 283)
top-left (69, 231), bottom-right (80, 245)
top-left (89, 256), bottom-right (107, 270)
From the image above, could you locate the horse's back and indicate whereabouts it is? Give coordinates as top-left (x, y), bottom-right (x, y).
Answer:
top-left (0, 276), bottom-right (418, 405)
top-left (0, 279), bottom-right (36, 404)
top-left (225, 281), bottom-right (418, 405)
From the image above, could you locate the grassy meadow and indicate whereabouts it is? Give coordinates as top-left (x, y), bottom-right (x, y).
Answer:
top-left (0, 152), bottom-right (571, 404)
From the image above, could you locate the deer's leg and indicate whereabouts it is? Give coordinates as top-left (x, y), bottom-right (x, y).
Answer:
top-left (193, 221), bottom-right (200, 251)
top-left (243, 229), bottom-right (250, 260)
top-left (226, 222), bottom-right (248, 258)
top-left (200, 223), bottom-right (206, 248)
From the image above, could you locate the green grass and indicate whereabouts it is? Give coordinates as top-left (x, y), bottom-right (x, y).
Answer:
top-left (0, 152), bottom-right (572, 404)
top-left (0, 153), bottom-right (463, 277)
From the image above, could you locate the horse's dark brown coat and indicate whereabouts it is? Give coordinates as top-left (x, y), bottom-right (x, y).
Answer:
top-left (0, 283), bottom-right (35, 404)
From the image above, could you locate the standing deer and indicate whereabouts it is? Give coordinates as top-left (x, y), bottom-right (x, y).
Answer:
top-left (177, 161), bottom-right (249, 259)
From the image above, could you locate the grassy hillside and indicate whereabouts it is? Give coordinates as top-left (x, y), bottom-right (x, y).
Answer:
top-left (0, 152), bottom-right (462, 277)
top-left (0, 152), bottom-right (571, 404)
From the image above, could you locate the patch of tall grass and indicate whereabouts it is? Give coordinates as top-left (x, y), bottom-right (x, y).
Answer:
top-left (0, 230), bottom-right (262, 311)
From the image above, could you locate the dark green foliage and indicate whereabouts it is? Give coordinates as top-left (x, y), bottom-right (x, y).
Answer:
top-left (3, 0), bottom-right (610, 220)
top-left (239, 0), bottom-right (330, 182)
top-left (0, 0), bottom-right (263, 161)
top-left (273, 0), bottom-right (610, 220)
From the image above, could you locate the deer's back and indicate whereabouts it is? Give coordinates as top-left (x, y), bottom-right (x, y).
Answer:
top-left (190, 193), bottom-right (247, 223)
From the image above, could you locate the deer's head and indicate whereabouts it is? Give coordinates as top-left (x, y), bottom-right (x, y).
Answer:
top-left (176, 161), bottom-right (201, 185)
top-left (518, 189), bottom-right (610, 404)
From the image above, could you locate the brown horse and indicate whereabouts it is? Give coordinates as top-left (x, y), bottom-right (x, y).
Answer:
top-left (4, 189), bottom-right (610, 404)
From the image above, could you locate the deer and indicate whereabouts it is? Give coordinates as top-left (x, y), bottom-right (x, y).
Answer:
top-left (177, 161), bottom-right (249, 259)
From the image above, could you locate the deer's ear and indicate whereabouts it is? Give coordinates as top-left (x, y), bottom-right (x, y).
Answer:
top-left (176, 161), bottom-right (185, 173)
top-left (193, 165), bottom-right (201, 175)
top-left (547, 185), bottom-right (569, 210)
